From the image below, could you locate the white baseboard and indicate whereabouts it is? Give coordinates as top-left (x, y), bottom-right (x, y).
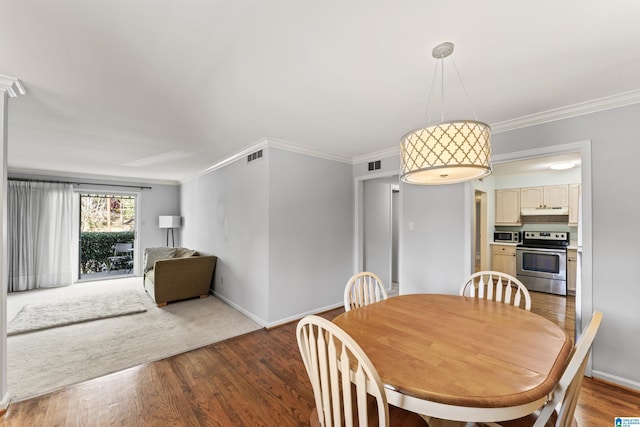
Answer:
top-left (263, 301), bottom-right (345, 329)
top-left (211, 291), bottom-right (343, 329)
top-left (211, 291), bottom-right (267, 327)
top-left (592, 370), bottom-right (640, 392)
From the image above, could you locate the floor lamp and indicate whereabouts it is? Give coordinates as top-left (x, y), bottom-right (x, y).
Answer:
top-left (159, 215), bottom-right (181, 247)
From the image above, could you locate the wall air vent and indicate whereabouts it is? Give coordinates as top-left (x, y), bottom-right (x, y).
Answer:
top-left (368, 160), bottom-right (381, 171)
top-left (247, 149), bottom-right (263, 163)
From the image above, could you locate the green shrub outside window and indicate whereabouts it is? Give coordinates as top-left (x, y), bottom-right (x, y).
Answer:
top-left (80, 231), bottom-right (134, 274)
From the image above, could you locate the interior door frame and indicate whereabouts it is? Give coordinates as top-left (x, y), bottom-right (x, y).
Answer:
top-left (474, 190), bottom-right (489, 272)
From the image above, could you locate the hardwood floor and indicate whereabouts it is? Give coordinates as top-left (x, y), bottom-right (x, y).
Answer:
top-left (2, 296), bottom-right (639, 426)
top-left (529, 290), bottom-right (575, 343)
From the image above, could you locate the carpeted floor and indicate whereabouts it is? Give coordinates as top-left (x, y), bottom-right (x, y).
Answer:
top-left (6, 277), bottom-right (262, 401)
top-left (8, 289), bottom-right (147, 336)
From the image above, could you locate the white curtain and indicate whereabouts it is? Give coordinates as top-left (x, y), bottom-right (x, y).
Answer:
top-left (7, 181), bottom-right (74, 292)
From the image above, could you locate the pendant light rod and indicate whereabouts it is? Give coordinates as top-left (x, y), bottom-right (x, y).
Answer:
top-left (449, 56), bottom-right (480, 121)
top-left (432, 42), bottom-right (453, 123)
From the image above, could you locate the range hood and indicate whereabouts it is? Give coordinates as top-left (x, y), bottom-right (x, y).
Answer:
top-left (520, 207), bottom-right (569, 223)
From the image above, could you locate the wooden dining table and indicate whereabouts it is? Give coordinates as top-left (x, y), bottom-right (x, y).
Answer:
top-left (332, 293), bottom-right (573, 423)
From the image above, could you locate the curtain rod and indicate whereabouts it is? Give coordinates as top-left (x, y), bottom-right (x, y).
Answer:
top-left (8, 177), bottom-right (152, 190)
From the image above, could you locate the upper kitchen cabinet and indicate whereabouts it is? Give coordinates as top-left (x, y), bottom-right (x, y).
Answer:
top-left (495, 188), bottom-right (521, 225)
top-left (520, 185), bottom-right (569, 209)
top-left (569, 184), bottom-right (581, 226)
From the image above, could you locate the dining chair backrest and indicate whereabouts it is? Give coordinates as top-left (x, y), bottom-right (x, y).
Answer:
top-left (344, 272), bottom-right (388, 312)
top-left (296, 315), bottom-right (389, 427)
top-left (534, 311), bottom-right (603, 427)
top-left (460, 271), bottom-right (532, 311)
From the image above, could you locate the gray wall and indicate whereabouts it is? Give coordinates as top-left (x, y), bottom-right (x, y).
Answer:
top-left (180, 147), bottom-right (353, 326)
top-left (491, 103), bottom-right (640, 389)
top-left (137, 183), bottom-right (182, 251)
top-left (268, 149), bottom-right (352, 322)
top-left (180, 152), bottom-right (269, 322)
top-left (400, 183), bottom-right (470, 295)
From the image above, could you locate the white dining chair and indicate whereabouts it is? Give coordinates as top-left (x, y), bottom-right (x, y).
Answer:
top-left (344, 271), bottom-right (388, 312)
top-left (426, 311), bottom-right (603, 427)
top-left (296, 315), bottom-right (427, 427)
top-left (460, 271), bottom-right (532, 311)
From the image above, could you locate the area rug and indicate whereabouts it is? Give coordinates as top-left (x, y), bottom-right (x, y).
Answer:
top-left (7, 279), bottom-right (262, 401)
top-left (7, 290), bottom-right (147, 336)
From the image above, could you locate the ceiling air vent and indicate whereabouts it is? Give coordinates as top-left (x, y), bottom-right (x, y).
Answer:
top-left (247, 149), bottom-right (263, 163)
top-left (368, 160), bottom-right (381, 171)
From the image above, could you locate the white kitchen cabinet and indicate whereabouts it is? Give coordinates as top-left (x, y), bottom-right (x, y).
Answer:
top-left (520, 187), bottom-right (544, 209)
top-left (567, 248), bottom-right (578, 294)
top-left (569, 184), bottom-right (581, 226)
top-left (495, 189), bottom-right (521, 225)
top-left (491, 244), bottom-right (517, 277)
top-left (544, 185), bottom-right (569, 208)
top-left (520, 185), bottom-right (568, 209)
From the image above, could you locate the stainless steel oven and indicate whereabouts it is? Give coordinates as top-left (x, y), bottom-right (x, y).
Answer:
top-left (516, 231), bottom-right (569, 296)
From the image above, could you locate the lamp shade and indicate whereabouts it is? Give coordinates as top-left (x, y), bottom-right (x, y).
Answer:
top-left (159, 215), bottom-right (181, 229)
top-left (400, 120), bottom-right (492, 185)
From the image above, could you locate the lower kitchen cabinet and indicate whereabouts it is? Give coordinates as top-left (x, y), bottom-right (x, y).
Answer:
top-left (567, 248), bottom-right (578, 294)
top-left (491, 244), bottom-right (517, 277)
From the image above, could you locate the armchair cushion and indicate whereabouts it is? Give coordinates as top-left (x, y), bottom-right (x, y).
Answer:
top-left (143, 247), bottom-right (176, 273)
top-left (175, 247), bottom-right (198, 258)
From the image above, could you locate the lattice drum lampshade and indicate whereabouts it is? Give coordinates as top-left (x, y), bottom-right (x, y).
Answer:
top-left (401, 120), bottom-right (491, 185)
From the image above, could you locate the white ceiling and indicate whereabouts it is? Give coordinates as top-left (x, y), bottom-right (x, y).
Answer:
top-left (2, 1), bottom-right (639, 183)
top-left (492, 152), bottom-right (582, 177)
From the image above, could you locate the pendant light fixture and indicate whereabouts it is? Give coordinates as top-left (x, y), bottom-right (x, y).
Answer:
top-left (400, 42), bottom-right (492, 185)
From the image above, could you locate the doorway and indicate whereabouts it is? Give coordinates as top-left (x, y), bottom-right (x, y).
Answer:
top-left (474, 190), bottom-right (488, 272)
top-left (487, 141), bottom-right (591, 344)
top-left (358, 174), bottom-right (399, 294)
top-left (78, 193), bottom-right (137, 281)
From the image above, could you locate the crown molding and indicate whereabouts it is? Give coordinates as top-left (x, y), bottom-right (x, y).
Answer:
top-left (196, 138), bottom-right (270, 178)
top-left (491, 89), bottom-right (640, 133)
top-left (0, 75), bottom-right (26, 98)
top-left (195, 137), bottom-right (352, 180)
top-left (352, 146), bottom-right (399, 165)
top-left (266, 137), bottom-right (352, 164)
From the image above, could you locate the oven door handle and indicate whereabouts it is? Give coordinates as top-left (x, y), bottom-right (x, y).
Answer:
top-left (517, 247), bottom-right (566, 253)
